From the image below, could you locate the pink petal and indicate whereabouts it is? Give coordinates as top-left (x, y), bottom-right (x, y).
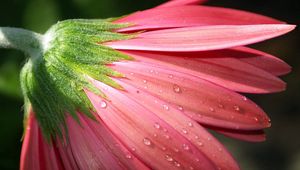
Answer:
top-left (156, 0), bottom-right (207, 8)
top-left (116, 6), bottom-right (283, 32)
top-left (112, 78), bottom-right (240, 170)
top-left (64, 113), bottom-right (149, 170)
top-left (120, 50), bottom-right (286, 93)
top-left (107, 24), bottom-right (295, 52)
top-left (109, 61), bottom-right (271, 130)
top-left (231, 47), bottom-right (291, 76)
top-left (20, 114), bottom-right (64, 170)
top-left (210, 126), bottom-right (266, 142)
top-left (86, 83), bottom-right (217, 169)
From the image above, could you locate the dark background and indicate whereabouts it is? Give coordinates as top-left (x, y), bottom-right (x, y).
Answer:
top-left (0, 0), bottom-right (299, 169)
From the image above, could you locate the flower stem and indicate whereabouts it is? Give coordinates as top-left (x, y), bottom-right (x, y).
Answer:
top-left (0, 27), bottom-right (43, 57)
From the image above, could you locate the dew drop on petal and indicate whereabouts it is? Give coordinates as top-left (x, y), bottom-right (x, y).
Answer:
top-left (209, 107), bottom-right (215, 112)
top-left (125, 154), bottom-right (132, 159)
top-left (143, 80), bottom-right (147, 84)
top-left (218, 104), bottom-right (224, 109)
top-left (143, 138), bottom-right (152, 146)
top-left (168, 74), bottom-right (174, 79)
top-left (187, 122), bottom-right (193, 127)
top-left (182, 144), bottom-right (190, 151)
top-left (254, 117), bottom-right (259, 122)
top-left (233, 105), bottom-right (241, 112)
top-left (197, 141), bottom-right (204, 147)
top-left (131, 147), bottom-right (136, 152)
top-left (163, 104), bottom-right (169, 111)
top-left (174, 148), bottom-right (179, 152)
top-left (182, 128), bottom-right (188, 134)
top-left (174, 161), bottom-right (181, 167)
top-left (189, 166), bottom-right (194, 170)
top-left (154, 122), bottom-right (161, 129)
top-left (165, 154), bottom-right (173, 162)
top-left (173, 84), bottom-right (182, 93)
top-left (100, 101), bottom-right (107, 108)
top-left (178, 106), bottom-right (184, 111)
top-left (242, 96), bottom-right (248, 101)
top-left (164, 135), bottom-right (170, 139)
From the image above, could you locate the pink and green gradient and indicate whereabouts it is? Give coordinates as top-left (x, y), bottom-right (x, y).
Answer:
top-left (20, 0), bottom-right (295, 169)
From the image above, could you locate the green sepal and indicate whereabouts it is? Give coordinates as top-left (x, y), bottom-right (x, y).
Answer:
top-left (20, 19), bottom-right (135, 140)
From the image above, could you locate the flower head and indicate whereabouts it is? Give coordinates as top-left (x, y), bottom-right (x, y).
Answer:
top-left (17, 0), bottom-right (295, 169)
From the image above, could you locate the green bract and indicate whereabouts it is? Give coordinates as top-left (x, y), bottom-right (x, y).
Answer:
top-left (20, 19), bottom-right (134, 140)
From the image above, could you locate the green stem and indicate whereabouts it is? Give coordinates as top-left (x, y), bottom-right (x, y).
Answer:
top-left (0, 27), bottom-right (43, 57)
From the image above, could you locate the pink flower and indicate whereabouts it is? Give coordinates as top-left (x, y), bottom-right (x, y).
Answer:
top-left (20, 0), bottom-right (295, 169)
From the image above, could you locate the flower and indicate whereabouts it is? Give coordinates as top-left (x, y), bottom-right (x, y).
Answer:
top-left (19, 0), bottom-right (295, 169)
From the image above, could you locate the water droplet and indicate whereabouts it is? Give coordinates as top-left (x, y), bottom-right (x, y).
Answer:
top-left (174, 161), bottom-right (181, 167)
top-left (173, 84), bottom-right (182, 93)
top-left (164, 135), bottom-right (170, 139)
top-left (182, 128), bottom-right (188, 134)
top-left (174, 148), bottom-right (179, 152)
top-left (242, 96), bottom-right (248, 101)
top-left (218, 104), bottom-right (224, 108)
top-left (233, 105), bottom-right (241, 112)
top-left (182, 144), bottom-right (190, 150)
top-left (178, 106), bottom-right (184, 111)
top-left (207, 137), bottom-right (212, 141)
top-left (197, 141), bottom-right (204, 147)
top-left (163, 128), bottom-right (168, 133)
top-left (194, 135), bottom-right (199, 139)
top-left (100, 101), bottom-right (107, 108)
top-left (143, 80), bottom-right (147, 84)
top-left (187, 122), bottom-right (193, 127)
top-left (254, 117), bottom-right (259, 122)
top-left (165, 155), bottom-right (173, 162)
top-left (131, 147), bottom-right (136, 152)
top-left (130, 72), bottom-right (134, 75)
top-left (150, 70), bottom-right (154, 73)
top-left (209, 107), bottom-right (215, 112)
top-left (163, 104), bottom-right (169, 111)
top-left (161, 146), bottom-right (167, 151)
top-left (168, 74), bottom-right (174, 79)
top-left (218, 147), bottom-right (223, 152)
top-left (125, 154), bottom-right (132, 159)
top-left (189, 166), bottom-right (194, 170)
top-left (143, 138), bottom-right (152, 146)
top-left (153, 133), bottom-right (158, 137)
top-left (154, 122), bottom-right (161, 129)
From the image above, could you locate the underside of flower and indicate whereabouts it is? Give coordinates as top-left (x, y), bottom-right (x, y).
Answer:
top-left (20, 19), bottom-right (135, 140)
top-left (0, 0), bottom-right (296, 169)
